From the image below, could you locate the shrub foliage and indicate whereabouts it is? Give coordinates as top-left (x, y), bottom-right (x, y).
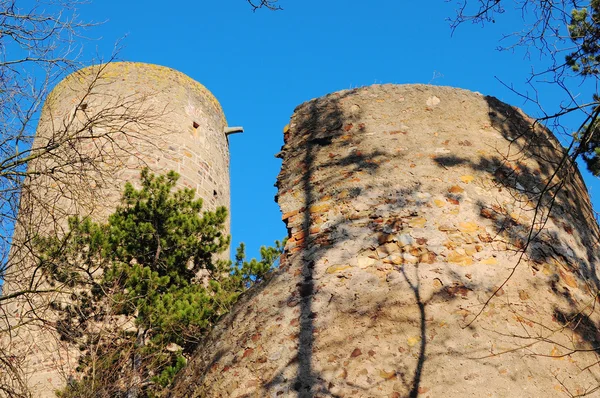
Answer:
top-left (36, 169), bottom-right (284, 397)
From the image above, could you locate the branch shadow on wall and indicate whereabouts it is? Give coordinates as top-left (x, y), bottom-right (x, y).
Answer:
top-left (166, 89), bottom-right (600, 397)
top-left (174, 89), bottom-right (481, 398)
top-left (266, 90), bottom-right (473, 397)
top-left (433, 95), bottom-right (600, 392)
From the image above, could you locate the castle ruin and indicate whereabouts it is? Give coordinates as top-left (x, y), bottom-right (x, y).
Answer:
top-left (171, 85), bottom-right (600, 397)
top-left (2, 62), bottom-right (232, 396)
top-left (3, 67), bottom-right (600, 397)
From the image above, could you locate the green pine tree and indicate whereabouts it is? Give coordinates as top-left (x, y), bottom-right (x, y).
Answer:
top-left (36, 169), bottom-right (284, 397)
top-left (567, 1), bottom-right (600, 77)
top-left (567, 1), bottom-right (600, 175)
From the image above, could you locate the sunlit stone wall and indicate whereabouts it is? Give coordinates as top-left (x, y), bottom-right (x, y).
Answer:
top-left (2, 62), bottom-right (230, 396)
top-left (172, 85), bottom-right (600, 398)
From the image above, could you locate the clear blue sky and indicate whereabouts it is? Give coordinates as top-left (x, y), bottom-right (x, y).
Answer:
top-left (69, 0), bottom-right (599, 259)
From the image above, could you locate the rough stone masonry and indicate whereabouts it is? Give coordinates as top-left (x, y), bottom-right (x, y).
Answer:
top-left (171, 85), bottom-right (600, 397)
top-left (1, 62), bottom-right (231, 397)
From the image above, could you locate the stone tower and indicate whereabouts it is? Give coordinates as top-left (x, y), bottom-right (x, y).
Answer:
top-left (1, 62), bottom-right (232, 396)
top-left (171, 85), bottom-right (600, 397)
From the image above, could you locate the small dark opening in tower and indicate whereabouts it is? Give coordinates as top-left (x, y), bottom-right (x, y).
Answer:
top-left (79, 103), bottom-right (88, 110)
top-left (213, 190), bottom-right (218, 197)
top-left (193, 121), bottom-right (200, 129)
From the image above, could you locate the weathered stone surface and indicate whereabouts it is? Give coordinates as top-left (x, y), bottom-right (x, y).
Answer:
top-left (2, 62), bottom-right (231, 397)
top-left (171, 85), bottom-right (600, 397)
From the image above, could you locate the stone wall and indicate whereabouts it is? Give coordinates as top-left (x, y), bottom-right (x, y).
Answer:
top-left (1, 62), bottom-right (231, 397)
top-left (27, 61), bottom-right (230, 230)
top-left (171, 85), bottom-right (600, 397)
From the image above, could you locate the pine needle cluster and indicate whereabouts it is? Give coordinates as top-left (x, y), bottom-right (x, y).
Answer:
top-left (35, 169), bottom-right (284, 397)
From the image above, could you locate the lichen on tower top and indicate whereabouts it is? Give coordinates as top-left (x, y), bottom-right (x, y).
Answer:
top-left (45, 61), bottom-right (227, 126)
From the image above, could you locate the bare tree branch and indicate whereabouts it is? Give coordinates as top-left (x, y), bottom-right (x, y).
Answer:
top-left (246, 0), bottom-right (282, 11)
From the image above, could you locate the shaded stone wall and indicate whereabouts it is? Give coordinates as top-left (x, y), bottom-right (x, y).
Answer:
top-left (171, 85), bottom-right (600, 397)
top-left (1, 62), bottom-right (231, 396)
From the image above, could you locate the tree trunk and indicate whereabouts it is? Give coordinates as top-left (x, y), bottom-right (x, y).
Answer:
top-left (127, 327), bottom-right (145, 398)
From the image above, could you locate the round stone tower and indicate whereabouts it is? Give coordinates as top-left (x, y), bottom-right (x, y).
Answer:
top-left (25, 61), bottom-right (230, 231)
top-left (2, 62), bottom-right (231, 396)
top-left (172, 85), bottom-right (600, 397)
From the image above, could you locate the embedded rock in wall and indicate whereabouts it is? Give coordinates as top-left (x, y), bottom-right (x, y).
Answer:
top-left (171, 84), bottom-right (600, 397)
